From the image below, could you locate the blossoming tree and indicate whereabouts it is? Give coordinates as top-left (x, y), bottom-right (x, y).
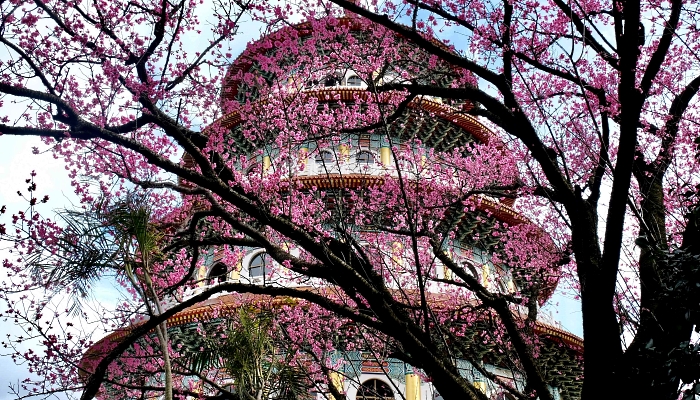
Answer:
top-left (1, 0), bottom-right (700, 400)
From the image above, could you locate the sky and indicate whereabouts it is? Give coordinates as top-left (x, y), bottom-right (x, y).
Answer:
top-left (0, 6), bottom-right (583, 399)
top-left (0, 136), bottom-right (79, 399)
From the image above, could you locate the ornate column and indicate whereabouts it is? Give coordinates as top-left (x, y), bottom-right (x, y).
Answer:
top-left (405, 373), bottom-right (421, 400)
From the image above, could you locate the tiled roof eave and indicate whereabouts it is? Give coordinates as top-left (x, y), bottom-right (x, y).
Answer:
top-left (208, 88), bottom-right (495, 148)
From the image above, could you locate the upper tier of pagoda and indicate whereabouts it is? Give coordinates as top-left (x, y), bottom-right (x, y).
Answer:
top-left (212, 17), bottom-right (494, 153)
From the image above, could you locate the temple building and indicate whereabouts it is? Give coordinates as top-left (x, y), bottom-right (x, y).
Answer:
top-left (81, 14), bottom-right (584, 400)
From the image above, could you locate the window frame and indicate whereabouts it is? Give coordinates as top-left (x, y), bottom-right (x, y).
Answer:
top-left (248, 252), bottom-right (270, 283)
top-left (355, 150), bottom-right (376, 165)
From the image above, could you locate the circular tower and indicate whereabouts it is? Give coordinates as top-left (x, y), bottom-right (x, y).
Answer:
top-left (82, 15), bottom-right (584, 400)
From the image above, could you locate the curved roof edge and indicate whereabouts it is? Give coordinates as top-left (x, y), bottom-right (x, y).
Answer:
top-left (79, 289), bottom-right (583, 381)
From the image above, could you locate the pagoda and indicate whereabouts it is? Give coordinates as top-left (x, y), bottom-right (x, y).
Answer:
top-left (81, 14), bottom-right (584, 400)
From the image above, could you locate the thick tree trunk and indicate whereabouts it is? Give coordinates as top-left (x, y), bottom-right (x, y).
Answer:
top-left (568, 200), bottom-right (624, 400)
top-left (622, 179), bottom-right (696, 400)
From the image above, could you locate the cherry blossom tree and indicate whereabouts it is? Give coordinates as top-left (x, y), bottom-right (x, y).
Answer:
top-left (2, 0), bottom-right (700, 400)
top-left (316, 1), bottom-right (700, 400)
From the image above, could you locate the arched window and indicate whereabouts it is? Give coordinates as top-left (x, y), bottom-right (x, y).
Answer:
top-left (305, 79), bottom-right (320, 89)
top-left (355, 151), bottom-right (375, 165)
top-left (315, 150), bottom-right (336, 167)
top-left (324, 74), bottom-right (341, 87)
top-left (357, 379), bottom-right (394, 400)
top-left (347, 75), bottom-right (363, 87)
top-left (208, 262), bottom-right (228, 284)
top-left (249, 252), bottom-right (270, 283)
top-left (494, 265), bottom-right (510, 293)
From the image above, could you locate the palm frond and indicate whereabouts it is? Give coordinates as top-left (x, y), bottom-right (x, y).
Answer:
top-left (24, 192), bottom-right (164, 314)
top-left (186, 309), bottom-right (315, 400)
